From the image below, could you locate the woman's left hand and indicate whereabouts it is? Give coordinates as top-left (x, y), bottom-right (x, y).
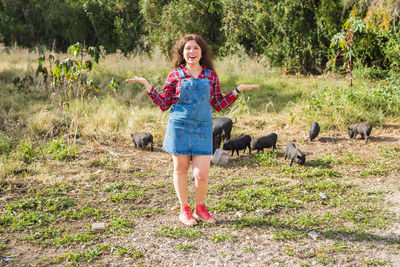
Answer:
top-left (237, 84), bottom-right (260, 92)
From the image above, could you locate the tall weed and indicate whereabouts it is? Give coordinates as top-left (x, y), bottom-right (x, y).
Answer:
top-left (46, 137), bottom-right (78, 161)
top-left (302, 83), bottom-right (400, 127)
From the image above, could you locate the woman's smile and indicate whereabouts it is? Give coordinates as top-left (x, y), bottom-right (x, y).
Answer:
top-left (184, 40), bottom-right (201, 65)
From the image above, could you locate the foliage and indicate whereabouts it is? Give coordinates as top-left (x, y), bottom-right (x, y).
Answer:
top-left (139, 0), bottom-right (223, 56)
top-left (83, 0), bottom-right (149, 55)
top-left (15, 139), bottom-right (41, 163)
top-left (0, 134), bottom-right (17, 155)
top-left (54, 42), bottom-right (99, 100)
top-left (46, 137), bottom-right (78, 161)
top-left (0, 0), bottom-right (400, 76)
top-left (330, 7), bottom-right (366, 86)
top-left (303, 80), bottom-right (400, 127)
top-left (220, 0), bottom-right (343, 74)
top-left (0, 0), bottom-right (95, 50)
top-left (219, 0), bottom-right (270, 55)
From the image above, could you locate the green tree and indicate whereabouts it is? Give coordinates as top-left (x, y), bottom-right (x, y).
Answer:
top-left (330, 7), bottom-right (366, 86)
top-left (83, 0), bottom-right (149, 55)
top-left (139, 0), bottom-right (223, 56)
top-left (0, 0), bottom-right (95, 50)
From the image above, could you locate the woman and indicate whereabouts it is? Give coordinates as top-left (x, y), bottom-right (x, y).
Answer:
top-left (126, 34), bottom-right (259, 226)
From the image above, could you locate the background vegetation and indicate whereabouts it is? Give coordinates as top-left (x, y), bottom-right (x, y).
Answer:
top-left (1, 0), bottom-right (400, 75)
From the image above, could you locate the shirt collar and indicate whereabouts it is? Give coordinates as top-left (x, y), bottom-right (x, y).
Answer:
top-left (180, 64), bottom-right (206, 78)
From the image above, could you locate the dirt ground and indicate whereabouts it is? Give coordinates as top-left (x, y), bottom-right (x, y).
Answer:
top-left (1, 125), bottom-right (400, 266)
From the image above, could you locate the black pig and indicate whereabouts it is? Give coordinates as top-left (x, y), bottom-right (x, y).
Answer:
top-left (348, 122), bottom-right (372, 143)
top-left (212, 116), bottom-right (234, 141)
top-left (212, 133), bottom-right (222, 154)
top-left (284, 143), bottom-right (306, 166)
top-left (130, 132), bottom-right (153, 151)
top-left (223, 135), bottom-right (251, 156)
top-left (309, 122), bottom-right (320, 141)
top-left (252, 133), bottom-right (278, 152)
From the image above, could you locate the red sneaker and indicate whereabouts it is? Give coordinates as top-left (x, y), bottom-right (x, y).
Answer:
top-left (194, 204), bottom-right (216, 223)
top-left (179, 205), bottom-right (197, 226)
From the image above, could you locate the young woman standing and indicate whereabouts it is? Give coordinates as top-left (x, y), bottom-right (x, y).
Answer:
top-left (126, 34), bottom-right (259, 225)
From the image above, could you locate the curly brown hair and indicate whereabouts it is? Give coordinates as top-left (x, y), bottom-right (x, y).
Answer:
top-left (171, 34), bottom-right (215, 71)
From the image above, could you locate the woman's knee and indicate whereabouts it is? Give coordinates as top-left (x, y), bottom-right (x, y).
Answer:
top-left (173, 155), bottom-right (190, 174)
top-left (193, 168), bottom-right (208, 182)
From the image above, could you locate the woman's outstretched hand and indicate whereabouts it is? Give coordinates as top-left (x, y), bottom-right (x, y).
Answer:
top-left (237, 84), bottom-right (260, 92)
top-left (125, 76), bottom-right (152, 92)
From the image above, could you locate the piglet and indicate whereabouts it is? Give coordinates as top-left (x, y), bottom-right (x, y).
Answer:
top-left (348, 123), bottom-right (372, 143)
top-left (309, 122), bottom-right (320, 141)
top-left (223, 135), bottom-right (251, 156)
top-left (212, 116), bottom-right (234, 140)
top-left (284, 143), bottom-right (306, 166)
top-left (212, 133), bottom-right (222, 154)
top-left (130, 132), bottom-right (153, 151)
top-left (252, 133), bottom-right (278, 153)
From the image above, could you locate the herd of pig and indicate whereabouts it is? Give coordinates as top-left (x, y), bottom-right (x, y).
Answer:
top-left (130, 116), bottom-right (372, 166)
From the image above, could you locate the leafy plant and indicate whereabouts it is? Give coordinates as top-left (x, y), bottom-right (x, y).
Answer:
top-left (50, 42), bottom-right (100, 101)
top-left (330, 6), bottom-right (366, 86)
top-left (254, 150), bottom-right (279, 167)
top-left (15, 139), bottom-right (41, 163)
top-left (46, 137), bottom-right (78, 161)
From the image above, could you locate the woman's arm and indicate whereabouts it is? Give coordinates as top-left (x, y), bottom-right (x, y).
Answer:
top-left (210, 73), bottom-right (259, 112)
top-left (125, 70), bottom-right (179, 111)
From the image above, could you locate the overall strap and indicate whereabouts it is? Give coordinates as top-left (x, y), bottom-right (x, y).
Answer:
top-left (204, 68), bottom-right (210, 78)
top-left (177, 68), bottom-right (186, 79)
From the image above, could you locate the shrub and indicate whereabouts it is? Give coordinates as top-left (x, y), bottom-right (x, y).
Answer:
top-left (303, 82), bottom-right (400, 127)
top-left (46, 137), bottom-right (78, 161)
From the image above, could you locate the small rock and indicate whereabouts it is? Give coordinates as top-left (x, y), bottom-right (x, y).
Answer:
top-left (91, 222), bottom-right (106, 232)
top-left (319, 192), bottom-right (327, 199)
top-left (308, 230), bottom-right (319, 240)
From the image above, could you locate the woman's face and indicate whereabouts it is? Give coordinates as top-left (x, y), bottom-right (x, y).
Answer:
top-left (183, 40), bottom-right (202, 66)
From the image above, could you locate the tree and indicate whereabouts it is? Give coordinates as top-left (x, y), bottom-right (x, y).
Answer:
top-left (330, 6), bottom-right (365, 86)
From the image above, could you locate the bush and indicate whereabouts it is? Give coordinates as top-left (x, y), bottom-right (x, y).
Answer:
top-left (46, 137), bottom-right (78, 161)
top-left (303, 81), bottom-right (400, 127)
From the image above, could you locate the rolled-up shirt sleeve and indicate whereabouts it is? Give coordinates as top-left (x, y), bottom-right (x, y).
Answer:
top-left (210, 73), bottom-right (238, 112)
top-left (147, 70), bottom-right (179, 111)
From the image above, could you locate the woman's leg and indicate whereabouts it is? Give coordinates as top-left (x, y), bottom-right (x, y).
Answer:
top-left (192, 155), bottom-right (215, 222)
top-left (172, 154), bottom-right (191, 207)
top-left (192, 155), bottom-right (211, 205)
top-left (172, 154), bottom-right (197, 225)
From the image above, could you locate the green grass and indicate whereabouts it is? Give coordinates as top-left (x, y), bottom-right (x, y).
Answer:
top-left (211, 233), bottom-right (237, 243)
top-left (253, 150), bottom-right (280, 166)
top-left (275, 166), bottom-right (340, 179)
top-left (155, 226), bottom-right (200, 239)
top-left (273, 229), bottom-right (307, 241)
top-left (105, 216), bottom-right (134, 235)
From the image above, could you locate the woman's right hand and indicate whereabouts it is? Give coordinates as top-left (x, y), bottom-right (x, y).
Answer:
top-left (125, 76), bottom-right (152, 92)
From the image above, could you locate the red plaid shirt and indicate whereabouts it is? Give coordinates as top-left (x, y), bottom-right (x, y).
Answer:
top-left (147, 65), bottom-right (238, 112)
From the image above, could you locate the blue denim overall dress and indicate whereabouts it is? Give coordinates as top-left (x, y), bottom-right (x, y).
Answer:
top-left (162, 68), bottom-right (213, 155)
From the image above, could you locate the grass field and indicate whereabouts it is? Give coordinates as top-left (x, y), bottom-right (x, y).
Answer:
top-left (0, 46), bottom-right (399, 266)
